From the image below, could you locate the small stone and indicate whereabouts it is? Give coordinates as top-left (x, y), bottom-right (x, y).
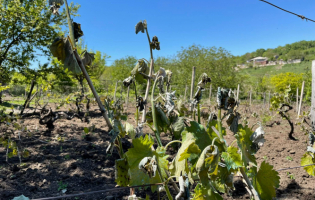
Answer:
top-left (290, 150), bottom-right (295, 154)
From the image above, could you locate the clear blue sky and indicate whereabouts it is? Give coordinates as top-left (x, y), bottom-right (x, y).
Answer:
top-left (34, 0), bottom-right (315, 67)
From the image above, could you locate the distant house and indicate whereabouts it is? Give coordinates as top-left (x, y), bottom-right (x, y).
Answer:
top-left (247, 57), bottom-right (268, 66)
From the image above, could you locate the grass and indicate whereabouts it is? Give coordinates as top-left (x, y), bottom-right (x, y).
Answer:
top-left (238, 61), bottom-right (311, 82)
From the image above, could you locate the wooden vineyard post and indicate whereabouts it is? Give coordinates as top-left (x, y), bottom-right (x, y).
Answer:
top-left (24, 86), bottom-right (27, 100)
top-left (190, 66), bottom-right (196, 100)
top-left (184, 85), bottom-right (188, 101)
top-left (297, 81), bottom-right (305, 118)
top-left (296, 87), bottom-right (299, 113)
top-left (209, 84), bottom-right (212, 104)
top-left (114, 81), bottom-right (118, 102)
top-left (268, 91), bottom-right (271, 109)
top-left (190, 66), bottom-right (196, 111)
top-left (236, 84), bottom-right (240, 102)
top-left (311, 61), bottom-right (315, 131)
top-left (125, 85), bottom-right (130, 111)
top-left (250, 90), bottom-right (252, 106)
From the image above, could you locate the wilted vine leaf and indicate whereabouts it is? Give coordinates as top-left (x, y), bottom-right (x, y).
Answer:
top-left (301, 152), bottom-right (315, 176)
top-left (125, 135), bottom-right (168, 192)
top-left (146, 106), bottom-right (170, 133)
top-left (115, 158), bottom-right (130, 187)
top-left (131, 59), bottom-right (149, 84)
top-left (252, 161), bottom-right (280, 200)
top-left (12, 195), bottom-right (30, 200)
top-left (221, 146), bottom-right (242, 171)
top-left (235, 125), bottom-right (257, 166)
top-left (173, 117), bottom-right (185, 140)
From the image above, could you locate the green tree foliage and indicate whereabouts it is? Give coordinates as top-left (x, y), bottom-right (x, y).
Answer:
top-left (166, 45), bottom-right (243, 94)
top-left (0, 0), bottom-right (80, 84)
top-left (107, 56), bottom-right (137, 81)
top-left (270, 72), bottom-right (303, 95)
top-left (254, 48), bottom-right (265, 57)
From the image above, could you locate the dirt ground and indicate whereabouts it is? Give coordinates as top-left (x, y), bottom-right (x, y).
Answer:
top-left (0, 102), bottom-right (315, 200)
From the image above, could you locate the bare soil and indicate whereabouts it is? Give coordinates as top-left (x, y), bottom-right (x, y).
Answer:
top-left (1, 103), bottom-right (315, 200)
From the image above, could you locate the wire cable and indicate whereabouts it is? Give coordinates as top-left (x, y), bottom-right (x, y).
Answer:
top-left (259, 0), bottom-right (315, 23)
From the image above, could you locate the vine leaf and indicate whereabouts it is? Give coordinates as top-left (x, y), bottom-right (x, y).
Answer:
top-left (252, 161), bottom-right (280, 200)
top-left (235, 125), bottom-right (257, 166)
top-left (173, 116), bottom-right (186, 140)
top-left (210, 166), bottom-right (235, 193)
top-left (125, 135), bottom-right (168, 192)
top-left (185, 121), bottom-right (212, 157)
top-left (193, 183), bottom-right (223, 200)
top-left (221, 146), bottom-right (242, 171)
top-left (196, 145), bottom-right (220, 185)
top-left (206, 120), bottom-right (226, 153)
top-left (125, 122), bottom-right (136, 139)
top-left (179, 142), bottom-right (201, 162)
top-left (172, 132), bottom-right (195, 179)
top-left (12, 195), bottom-right (30, 200)
top-left (115, 158), bottom-right (130, 187)
top-left (301, 152), bottom-right (315, 176)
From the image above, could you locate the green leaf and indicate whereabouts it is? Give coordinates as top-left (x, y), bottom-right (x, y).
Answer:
top-left (210, 165), bottom-right (235, 193)
top-left (83, 127), bottom-right (89, 134)
top-left (171, 132), bottom-right (195, 179)
top-left (301, 152), bottom-right (315, 176)
top-left (196, 145), bottom-right (219, 180)
top-left (179, 142), bottom-right (201, 162)
top-left (206, 121), bottom-right (226, 153)
top-left (221, 146), bottom-right (242, 171)
top-left (252, 161), bottom-right (280, 200)
top-left (185, 121), bottom-right (212, 155)
top-left (235, 125), bottom-right (257, 166)
top-left (115, 158), bottom-right (130, 187)
top-left (193, 183), bottom-right (223, 200)
top-left (125, 122), bottom-right (136, 139)
top-left (8, 152), bottom-right (13, 158)
top-left (120, 115), bottom-right (127, 121)
top-left (125, 135), bottom-right (168, 192)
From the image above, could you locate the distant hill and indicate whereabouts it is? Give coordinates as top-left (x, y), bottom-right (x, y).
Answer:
top-left (237, 61), bottom-right (311, 82)
top-left (233, 40), bottom-right (315, 65)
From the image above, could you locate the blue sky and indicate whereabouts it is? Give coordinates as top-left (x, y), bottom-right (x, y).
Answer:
top-left (35, 0), bottom-right (315, 67)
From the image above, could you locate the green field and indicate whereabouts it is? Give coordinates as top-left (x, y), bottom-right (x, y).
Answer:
top-left (238, 61), bottom-right (311, 80)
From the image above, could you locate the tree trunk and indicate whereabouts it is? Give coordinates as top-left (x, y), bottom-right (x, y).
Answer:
top-left (20, 80), bottom-right (36, 115)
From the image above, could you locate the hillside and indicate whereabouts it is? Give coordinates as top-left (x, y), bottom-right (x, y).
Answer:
top-left (234, 40), bottom-right (315, 65)
top-left (237, 61), bottom-right (311, 82)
